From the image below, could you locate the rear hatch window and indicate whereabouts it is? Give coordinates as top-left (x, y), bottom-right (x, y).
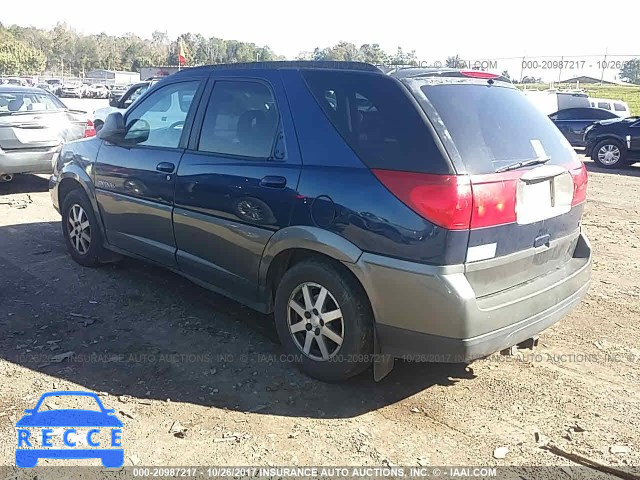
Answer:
top-left (413, 81), bottom-right (576, 174)
top-left (302, 70), bottom-right (451, 174)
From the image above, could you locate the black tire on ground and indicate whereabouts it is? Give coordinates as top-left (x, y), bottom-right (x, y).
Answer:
top-left (274, 258), bottom-right (374, 382)
top-left (592, 138), bottom-right (627, 168)
top-left (61, 189), bottom-right (105, 267)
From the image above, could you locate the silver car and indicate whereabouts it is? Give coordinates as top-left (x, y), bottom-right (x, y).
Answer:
top-left (0, 85), bottom-right (92, 182)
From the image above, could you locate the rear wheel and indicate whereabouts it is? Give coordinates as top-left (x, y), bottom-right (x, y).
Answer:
top-left (61, 189), bottom-right (104, 267)
top-left (593, 139), bottom-right (626, 168)
top-left (274, 259), bottom-right (374, 382)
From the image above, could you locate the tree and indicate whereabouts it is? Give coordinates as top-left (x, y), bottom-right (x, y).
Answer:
top-left (323, 42), bottom-right (360, 61)
top-left (620, 58), bottom-right (640, 84)
top-left (445, 54), bottom-right (462, 68)
top-left (358, 44), bottom-right (387, 64)
top-left (0, 30), bottom-right (46, 75)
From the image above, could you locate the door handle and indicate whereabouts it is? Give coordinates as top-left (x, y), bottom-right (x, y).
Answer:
top-left (156, 162), bottom-right (175, 173)
top-left (259, 175), bottom-right (287, 189)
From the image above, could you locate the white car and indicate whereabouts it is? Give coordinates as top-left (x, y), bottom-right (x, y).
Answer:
top-left (88, 84), bottom-right (110, 99)
top-left (60, 82), bottom-right (88, 98)
top-left (93, 81), bottom-right (153, 131)
top-left (589, 98), bottom-right (631, 118)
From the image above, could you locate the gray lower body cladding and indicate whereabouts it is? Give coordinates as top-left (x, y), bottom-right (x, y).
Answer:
top-left (349, 232), bottom-right (592, 362)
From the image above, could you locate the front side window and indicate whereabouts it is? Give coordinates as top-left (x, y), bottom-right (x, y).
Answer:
top-left (198, 80), bottom-right (279, 159)
top-left (124, 81), bottom-right (199, 148)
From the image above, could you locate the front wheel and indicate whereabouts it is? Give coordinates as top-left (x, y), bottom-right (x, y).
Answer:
top-left (274, 259), bottom-right (374, 382)
top-left (592, 139), bottom-right (627, 168)
top-left (61, 189), bottom-right (105, 267)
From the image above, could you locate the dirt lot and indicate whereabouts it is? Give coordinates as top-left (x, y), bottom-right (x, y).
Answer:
top-left (0, 157), bottom-right (638, 472)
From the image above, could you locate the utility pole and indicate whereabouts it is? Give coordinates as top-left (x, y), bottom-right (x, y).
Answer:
top-left (600, 47), bottom-right (608, 86)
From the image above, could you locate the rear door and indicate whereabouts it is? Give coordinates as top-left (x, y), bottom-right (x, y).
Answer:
top-left (173, 72), bottom-right (301, 302)
top-left (94, 78), bottom-right (204, 266)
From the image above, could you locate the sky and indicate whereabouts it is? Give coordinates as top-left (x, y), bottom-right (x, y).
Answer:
top-left (3, 0), bottom-right (639, 81)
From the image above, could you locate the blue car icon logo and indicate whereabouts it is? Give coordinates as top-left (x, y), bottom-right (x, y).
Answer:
top-left (16, 391), bottom-right (123, 468)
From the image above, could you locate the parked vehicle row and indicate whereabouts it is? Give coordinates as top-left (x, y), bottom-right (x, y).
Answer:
top-left (93, 81), bottom-right (155, 131)
top-left (49, 62), bottom-right (592, 382)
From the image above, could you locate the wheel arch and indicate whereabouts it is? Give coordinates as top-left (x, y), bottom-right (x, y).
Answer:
top-left (57, 166), bottom-right (106, 239)
top-left (260, 226), bottom-right (366, 312)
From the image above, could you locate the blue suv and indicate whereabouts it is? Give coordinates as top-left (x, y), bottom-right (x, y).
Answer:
top-left (50, 62), bottom-right (592, 381)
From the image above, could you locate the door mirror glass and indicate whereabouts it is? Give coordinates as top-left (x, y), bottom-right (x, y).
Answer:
top-left (124, 118), bottom-right (151, 144)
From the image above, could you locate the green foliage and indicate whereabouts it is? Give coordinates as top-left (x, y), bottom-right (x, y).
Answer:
top-left (620, 58), bottom-right (640, 85)
top-left (0, 23), bottom-right (284, 76)
top-left (0, 30), bottom-right (46, 75)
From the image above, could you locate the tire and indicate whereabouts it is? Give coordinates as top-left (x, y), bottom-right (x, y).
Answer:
top-left (592, 138), bottom-right (627, 168)
top-left (61, 189), bottom-right (104, 267)
top-left (274, 259), bottom-right (374, 382)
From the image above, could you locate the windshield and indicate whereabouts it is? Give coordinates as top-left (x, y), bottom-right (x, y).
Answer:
top-left (0, 91), bottom-right (66, 114)
top-left (417, 82), bottom-right (575, 174)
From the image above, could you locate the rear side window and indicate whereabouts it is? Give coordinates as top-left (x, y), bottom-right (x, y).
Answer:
top-left (198, 80), bottom-right (279, 159)
top-left (614, 103), bottom-right (627, 112)
top-left (418, 83), bottom-right (575, 174)
top-left (302, 70), bottom-right (449, 174)
top-left (591, 109), bottom-right (617, 119)
top-left (557, 93), bottom-right (590, 110)
top-left (598, 102), bottom-right (611, 110)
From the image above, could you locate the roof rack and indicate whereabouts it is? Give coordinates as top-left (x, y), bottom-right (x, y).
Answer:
top-left (179, 61), bottom-right (382, 74)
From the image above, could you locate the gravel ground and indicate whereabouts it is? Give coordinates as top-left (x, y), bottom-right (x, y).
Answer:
top-left (0, 156), bottom-right (638, 472)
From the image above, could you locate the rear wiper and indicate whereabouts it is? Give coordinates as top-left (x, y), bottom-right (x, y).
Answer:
top-left (495, 157), bottom-right (550, 173)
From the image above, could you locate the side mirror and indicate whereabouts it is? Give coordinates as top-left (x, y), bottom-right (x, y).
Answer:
top-left (97, 112), bottom-right (126, 144)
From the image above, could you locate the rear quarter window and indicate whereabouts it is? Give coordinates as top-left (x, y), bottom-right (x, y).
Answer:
top-left (614, 103), bottom-right (627, 112)
top-left (302, 70), bottom-right (450, 174)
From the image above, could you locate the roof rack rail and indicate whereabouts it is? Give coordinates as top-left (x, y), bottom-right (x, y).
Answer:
top-left (179, 61), bottom-right (382, 73)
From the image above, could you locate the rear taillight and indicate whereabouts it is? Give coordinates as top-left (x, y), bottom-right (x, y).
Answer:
top-left (373, 169), bottom-right (520, 230)
top-left (570, 161), bottom-right (588, 206)
top-left (372, 170), bottom-right (472, 230)
top-left (83, 120), bottom-right (96, 138)
top-left (469, 172), bottom-right (519, 229)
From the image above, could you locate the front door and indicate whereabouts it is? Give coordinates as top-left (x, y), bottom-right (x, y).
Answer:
top-left (173, 74), bottom-right (301, 303)
top-left (94, 79), bottom-right (203, 266)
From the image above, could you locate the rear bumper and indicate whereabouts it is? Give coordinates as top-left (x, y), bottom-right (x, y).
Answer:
top-left (0, 148), bottom-right (58, 175)
top-left (351, 233), bottom-right (592, 362)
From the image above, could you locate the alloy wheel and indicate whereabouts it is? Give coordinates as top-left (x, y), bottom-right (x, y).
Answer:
top-left (598, 144), bottom-right (621, 165)
top-left (67, 204), bottom-right (91, 255)
top-left (287, 282), bottom-right (345, 361)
